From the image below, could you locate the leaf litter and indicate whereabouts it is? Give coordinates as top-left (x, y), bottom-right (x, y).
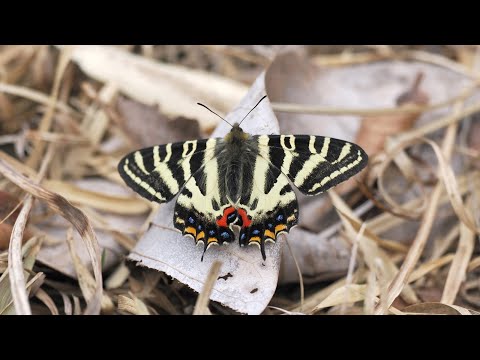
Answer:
top-left (0, 45), bottom-right (479, 315)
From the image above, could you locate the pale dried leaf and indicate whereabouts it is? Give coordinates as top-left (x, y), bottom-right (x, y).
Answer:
top-left (118, 293), bottom-right (150, 315)
top-left (65, 45), bottom-right (248, 133)
top-left (129, 73), bottom-right (283, 315)
top-left (35, 288), bottom-right (59, 315)
top-left (441, 220), bottom-right (475, 304)
top-left (314, 284), bottom-right (369, 310)
top-left (105, 261), bottom-right (130, 290)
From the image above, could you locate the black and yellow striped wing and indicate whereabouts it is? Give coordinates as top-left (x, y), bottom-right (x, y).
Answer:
top-left (118, 139), bottom-right (213, 203)
top-left (257, 135), bottom-right (368, 195)
top-left (118, 130), bottom-right (368, 261)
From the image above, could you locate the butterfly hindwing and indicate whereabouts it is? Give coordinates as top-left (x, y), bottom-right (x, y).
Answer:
top-left (256, 135), bottom-right (368, 196)
top-left (236, 151), bottom-right (299, 259)
top-left (173, 142), bottom-right (235, 255)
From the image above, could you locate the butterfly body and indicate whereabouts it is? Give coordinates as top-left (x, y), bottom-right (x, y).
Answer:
top-left (119, 122), bottom-right (367, 261)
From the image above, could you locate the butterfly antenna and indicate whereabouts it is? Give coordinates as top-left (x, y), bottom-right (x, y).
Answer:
top-left (197, 103), bottom-right (233, 128)
top-left (238, 95), bottom-right (267, 126)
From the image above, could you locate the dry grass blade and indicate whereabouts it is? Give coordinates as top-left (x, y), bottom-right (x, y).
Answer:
top-left (375, 102), bottom-right (462, 314)
top-left (395, 101), bottom-right (480, 145)
top-left (8, 196), bottom-right (34, 314)
top-left (468, 256), bottom-right (480, 272)
top-left (44, 180), bottom-right (151, 215)
top-left (73, 296), bottom-right (81, 315)
top-left (341, 222), bottom-right (365, 314)
top-left (1, 271), bottom-right (45, 315)
top-left (364, 270), bottom-right (377, 315)
top-left (329, 190), bottom-right (418, 303)
top-left (0, 158), bottom-right (103, 315)
top-left (193, 261), bottom-right (222, 315)
top-left (7, 144), bottom-right (54, 315)
top-left (35, 288), bottom-right (59, 315)
top-left (0, 82), bottom-right (76, 116)
top-left (441, 219), bottom-right (475, 304)
top-left (66, 228), bottom-right (114, 314)
top-left (409, 254), bottom-right (455, 283)
top-left (60, 292), bottom-right (73, 315)
top-left (314, 284), bottom-right (369, 310)
top-left (270, 79), bottom-right (477, 117)
top-left (403, 302), bottom-right (476, 315)
top-left (421, 138), bottom-right (479, 233)
top-left (105, 261), bottom-right (130, 290)
top-left (26, 47), bottom-right (72, 169)
top-left (284, 234), bottom-right (304, 309)
top-left (118, 293), bottom-right (150, 315)
top-left (0, 237), bottom-right (41, 313)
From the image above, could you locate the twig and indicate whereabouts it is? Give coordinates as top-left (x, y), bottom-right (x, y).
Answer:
top-left (284, 234), bottom-right (304, 311)
top-left (193, 261), bottom-right (222, 315)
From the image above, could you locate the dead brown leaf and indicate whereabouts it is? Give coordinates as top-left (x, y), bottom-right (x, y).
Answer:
top-left (116, 96), bottom-right (201, 148)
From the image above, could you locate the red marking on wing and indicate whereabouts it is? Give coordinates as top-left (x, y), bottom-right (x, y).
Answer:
top-left (237, 208), bottom-right (251, 228)
top-left (216, 206), bottom-right (236, 227)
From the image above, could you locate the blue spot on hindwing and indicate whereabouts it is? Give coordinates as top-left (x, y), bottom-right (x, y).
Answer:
top-left (252, 229), bottom-right (260, 235)
top-left (276, 214), bottom-right (284, 222)
top-left (220, 232), bottom-right (230, 239)
top-left (240, 233), bottom-right (246, 240)
top-left (209, 229), bottom-right (216, 236)
top-left (188, 216), bottom-right (195, 224)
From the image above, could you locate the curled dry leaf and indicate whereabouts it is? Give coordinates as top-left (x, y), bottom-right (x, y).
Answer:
top-left (129, 73), bottom-right (284, 315)
top-left (64, 45), bottom-right (248, 133)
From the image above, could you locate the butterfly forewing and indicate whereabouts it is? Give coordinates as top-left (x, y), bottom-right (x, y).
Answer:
top-left (257, 135), bottom-right (368, 196)
top-left (117, 139), bottom-right (209, 203)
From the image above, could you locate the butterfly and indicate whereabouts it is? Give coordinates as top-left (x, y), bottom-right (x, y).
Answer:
top-left (118, 96), bottom-right (368, 261)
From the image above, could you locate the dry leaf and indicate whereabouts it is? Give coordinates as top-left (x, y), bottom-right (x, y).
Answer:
top-left (129, 73), bottom-right (283, 315)
top-left (64, 45), bottom-right (248, 133)
top-left (403, 302), bottom-right (478, 315)
top-left (116, 96), bottom-right (201, 147)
